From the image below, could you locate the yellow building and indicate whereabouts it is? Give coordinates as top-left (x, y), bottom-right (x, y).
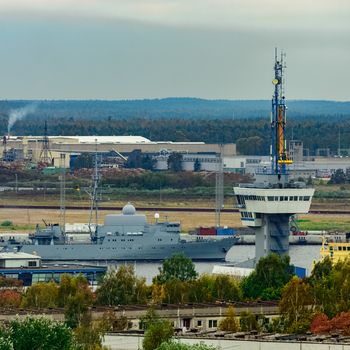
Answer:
top-left (320, 234), bottom-right (350, 263)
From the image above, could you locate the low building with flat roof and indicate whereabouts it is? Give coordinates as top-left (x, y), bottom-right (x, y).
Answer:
top-left (0, 251), bottom-right (41, 268)
top-left (0, 251), bottom-right (107, 286)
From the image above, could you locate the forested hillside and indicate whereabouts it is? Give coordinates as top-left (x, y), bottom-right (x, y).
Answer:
top-left (1, 98), bottom-right (350, 121)
top-left (1, 98), bottom-right (350, 155)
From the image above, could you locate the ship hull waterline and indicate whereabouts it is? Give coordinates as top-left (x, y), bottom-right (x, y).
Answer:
top-left (17, 237), bottom-right (238, 261)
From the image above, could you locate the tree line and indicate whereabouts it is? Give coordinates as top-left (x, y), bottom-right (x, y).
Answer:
top-left (3, 253), bottom-right (350, 339)
top-left (1, 98), bottom-right (349, 122)
top-left (2, 114), bottom-right (350, 155)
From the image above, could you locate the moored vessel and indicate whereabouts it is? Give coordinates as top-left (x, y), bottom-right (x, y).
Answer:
top-left (1, 203), bottom-right (239, 261)
top-left (320, 233), bottom-right (350, 263)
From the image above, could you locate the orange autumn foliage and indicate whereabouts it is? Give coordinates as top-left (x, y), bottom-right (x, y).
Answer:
top-left (311, 312), bottom-right (350, 335)
top-left (0, 289), bottom-right (22, 308)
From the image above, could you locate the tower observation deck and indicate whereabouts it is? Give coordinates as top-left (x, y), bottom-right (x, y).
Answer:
top-left (233, 50), bottom-right (314, 263)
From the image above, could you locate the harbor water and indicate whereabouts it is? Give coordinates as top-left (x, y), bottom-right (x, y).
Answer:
top-left (109, 244), bottom-right (321, 283)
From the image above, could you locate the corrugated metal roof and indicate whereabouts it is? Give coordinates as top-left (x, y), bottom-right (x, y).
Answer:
top-left (0, 252), bottom-right (41, 260)
top-left (52, 136), bottom-right (152, 144)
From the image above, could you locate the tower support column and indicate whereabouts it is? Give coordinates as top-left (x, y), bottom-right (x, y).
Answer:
top-left (254, 214), bottom-right (290, 262)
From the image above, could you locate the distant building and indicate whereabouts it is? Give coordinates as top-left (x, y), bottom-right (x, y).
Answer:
top-left (0, 252), bottom-right (41, 268)
top-left (0, 251), bottom-right (106, 286)
top-left (155, 152), bottom-right (220, 171)
top-left (0, 135), bottom-right (236, 169)
top-left (288, 140), bottom-right (304, 163)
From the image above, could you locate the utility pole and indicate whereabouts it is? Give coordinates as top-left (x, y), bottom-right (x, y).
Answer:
top-left (15, 173), bottom-right (18, 193)
top-left (60, 153), bottom-right (66, 234)
top-left (215, 144), bottom-right (224, 227)
top-left (39, 120), bottom-right (52, 165)
top-left (89, 140), bottom-right (101, 235)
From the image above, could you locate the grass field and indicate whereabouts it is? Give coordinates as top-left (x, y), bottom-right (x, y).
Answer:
top-left (1, 207), bottom-right (350, 233)
top-left (0, 208), bottom-right (243, 233)
top-left (1, 185), bottom-right (350, 233)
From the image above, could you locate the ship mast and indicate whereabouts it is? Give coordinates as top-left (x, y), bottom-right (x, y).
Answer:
top-left (88, 141), bottom-right (101, 238)
top-left (271, 48), bottom-right (293, 175)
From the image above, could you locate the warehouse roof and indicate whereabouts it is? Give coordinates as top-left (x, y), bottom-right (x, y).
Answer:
top-left (52, 136), bottom-right (152, 144)
top-left (0, 252), bottom-right (40, 260)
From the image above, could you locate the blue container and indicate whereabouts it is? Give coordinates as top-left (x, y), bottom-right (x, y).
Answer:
top-left (216, 228), bottom-right (235, 236)
top-left (294, 266), bottom-right (307, 278)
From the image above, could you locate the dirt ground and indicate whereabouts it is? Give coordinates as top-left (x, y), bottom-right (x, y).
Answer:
top-left (0, 207), bottom-right (243, 233)
top-left (0, 207), bottom-right (349, 233)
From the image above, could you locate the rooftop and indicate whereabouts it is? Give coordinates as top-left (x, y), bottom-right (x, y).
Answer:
top-left (0, 252), bottom-right (40, 260)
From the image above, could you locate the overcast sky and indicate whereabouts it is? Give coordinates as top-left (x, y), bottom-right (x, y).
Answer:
top-left (0, 0), bottom-right (349, 100)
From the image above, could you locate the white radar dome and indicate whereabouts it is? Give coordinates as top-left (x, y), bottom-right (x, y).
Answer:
top-left (154, 213), bottom-right (160, 219)
top-left (122, 203), bottom-right (136, 215)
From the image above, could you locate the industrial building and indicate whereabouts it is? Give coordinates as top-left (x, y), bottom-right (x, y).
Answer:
top-left (0, 135), bottom-right (236, 170)
top-left (0, 251), bottom-right (107, 286)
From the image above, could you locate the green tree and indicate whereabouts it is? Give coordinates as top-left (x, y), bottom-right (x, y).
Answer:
top-left (58, 274), bottom-right (93, 308)
top-left (143, 320), bottom-right (174, 350)
top-left (241, 253), bottom-right (294, 300)
top-left (219, 306), bottom-right (239, 332)
top-left (193, 159), bottom-right (201, 172)
top-left (239, 311), bottom-right (260, 332)
top-left (279, 276), bottom-right (314, 333)
top-left (188, 274), bottom-right (215, 303)
top-left (140, 308), bottom-right (161, 330)
top-left (73, 153), bottom-right (94, 169)
top-left (156, 253), bottom-right (197, 284)
top-left (126, 150), bottom-right (155, 170)
top-left (236, 136), bottom-right (267, 155)
top-left (74, 313), bottom-right (107, 350)
top-left (309, 256), bottom-right (333, 282)
top-left (212, 275), bottom-right (241, 301)
top-left (308, 257), bottom-right (335, 317)
top-left (53, 275), bottom-right (94, 329)
top-left (188, 274), bottom-right (241, 303)
top-left (331, 259), bottom-right (350, 315)
top-left (100, 310), bottom-right (130, 332)
top-left (162, 279), bottom-right (190, 304)
top-left (64, 292), bottom-right (91, 329)
top-left (9, 317), bottom-right (73, 350)
top-left (167, 153), bottom-right (183, 172)
top-left (21, 281), bottom-right (58, 308)
top-left (329, 169), bottom-right (347, 184)
top-left (0, 325), bottom-right (12, 350)
top-left (96, 265), bottom-right (148, 306)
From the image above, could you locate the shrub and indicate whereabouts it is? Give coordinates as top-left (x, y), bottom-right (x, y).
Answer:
top-left (0, 220), bottom-right (13, 227)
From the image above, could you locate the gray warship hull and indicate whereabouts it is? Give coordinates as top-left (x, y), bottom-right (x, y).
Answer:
top-left (4, 203), bottom-right (239, 261)
top-left (18, 236), bottom-right (238, 261)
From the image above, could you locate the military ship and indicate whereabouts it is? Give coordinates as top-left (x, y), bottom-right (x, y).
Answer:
top-left (1, 203), bottom-right (239, 261)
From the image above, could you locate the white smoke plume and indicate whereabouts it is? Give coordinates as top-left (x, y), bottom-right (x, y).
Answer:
top-left (7, 103), bottom-right (38, 134)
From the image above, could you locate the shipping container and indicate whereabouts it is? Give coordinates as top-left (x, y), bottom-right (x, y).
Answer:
top-left (294, 266), bottom-right (307, 278)
top-left (198, 227), bottom-right (216, 236)
top-left (216, 228), bottom-right (235, 236)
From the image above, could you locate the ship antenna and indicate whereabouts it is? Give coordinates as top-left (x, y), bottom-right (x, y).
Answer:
top-left (271, 48), bottom-right (292, 176)
top-left (88, 140), bottom-right (101, 237)
top-left (59, 153), bottom-right (66, 235)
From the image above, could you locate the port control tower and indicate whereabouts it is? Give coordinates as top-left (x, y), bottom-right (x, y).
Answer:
top-left (234, 50), bottom-right (314, 263)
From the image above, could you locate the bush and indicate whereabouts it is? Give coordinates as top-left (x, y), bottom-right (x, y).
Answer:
top-left (143, 320), bottom-right (174, 350)
top-left (0, 220), bottom-right (13, 227)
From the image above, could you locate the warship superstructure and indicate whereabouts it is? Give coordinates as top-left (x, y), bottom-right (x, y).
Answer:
top-left (1, 203), bottom-right (238, 261)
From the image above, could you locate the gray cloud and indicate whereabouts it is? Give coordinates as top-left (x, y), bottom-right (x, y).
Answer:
top-left (0, 1), bottom-right (348, 100)
top-left (0, 0), bottom-right (349, 33)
